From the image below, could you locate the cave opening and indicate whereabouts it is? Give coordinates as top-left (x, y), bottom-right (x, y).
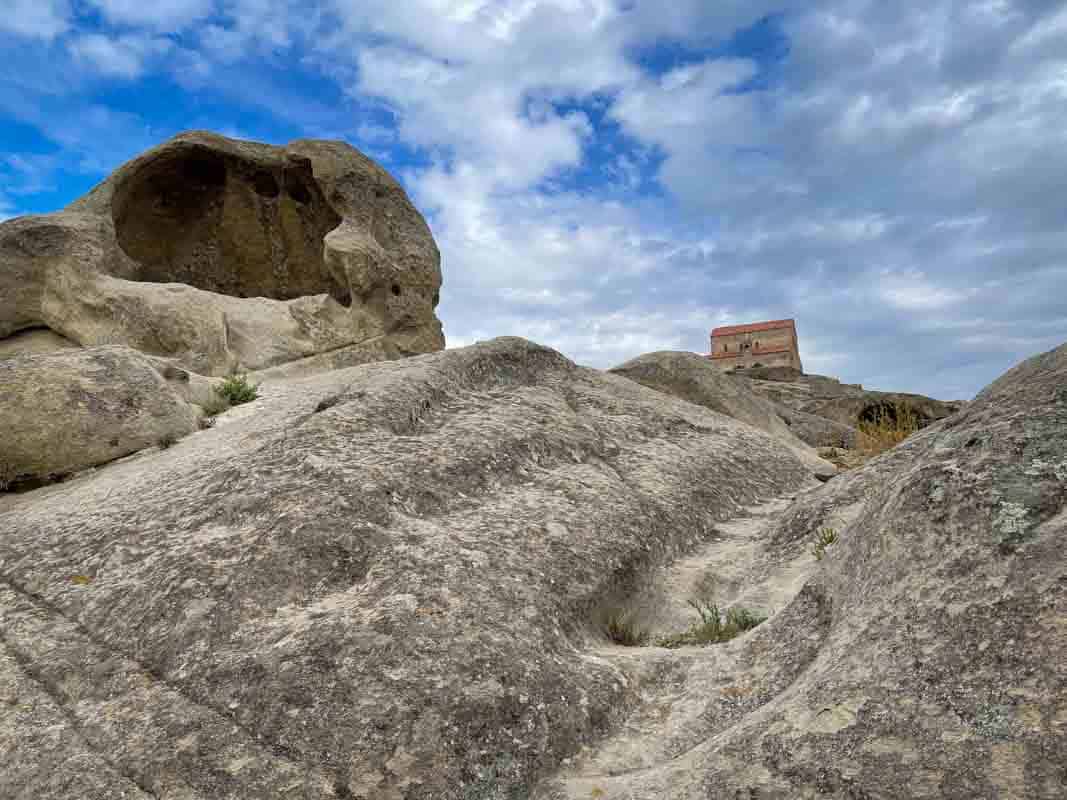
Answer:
top-left (112, 145), bottom-right (348, 306)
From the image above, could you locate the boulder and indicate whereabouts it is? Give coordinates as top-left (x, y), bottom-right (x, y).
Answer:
top-left (0, 337), bottom-right (818, 799)
top-left (0, 346), bottom-right (199, 487)
top-left (610, 350), bottom-right (835, 476)
top-left (0, 131), bottom-right (444, 376)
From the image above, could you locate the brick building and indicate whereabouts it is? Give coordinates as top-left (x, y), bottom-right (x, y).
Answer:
top-left (708, 318), bottom-right (803, 372)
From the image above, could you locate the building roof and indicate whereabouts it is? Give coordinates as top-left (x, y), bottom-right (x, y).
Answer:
top-left (710, 318), bottom-right (796, 337)
top-left (709, 346), bottom-right (791, 360)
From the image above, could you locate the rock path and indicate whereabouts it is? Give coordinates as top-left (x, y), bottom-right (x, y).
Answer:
top-left (537, 491), bottom-right (824, 799)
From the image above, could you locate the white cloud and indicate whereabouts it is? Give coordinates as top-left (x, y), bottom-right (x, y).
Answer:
top-left (69, 33), bottom-right (173, 79)
top-left (0, 0), bottom-right (70, 39)
top-left (5, 0), bottom-right (1067, 398)
top-left (85, 0), bottom-right (215, 30)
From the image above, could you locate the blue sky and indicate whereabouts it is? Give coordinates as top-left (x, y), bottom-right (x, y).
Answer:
top-left (3, 0), bottom-right (1067, 399)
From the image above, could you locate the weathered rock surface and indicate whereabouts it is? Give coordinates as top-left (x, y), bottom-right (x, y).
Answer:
top-left (0, 338), bottom-right (819, 799)
top-left (0, 346), bottom-right (199, 487)
top-left (539, 341), bottom-right (1067, 799)
top-left (610, 351), bottom-right (835, 476)
top-left (2, 337), bottom-right (1063, 799)
top-left (0, 131), bottom-right (444, 376)
top-left (735, 367), bottom-right (964, 447)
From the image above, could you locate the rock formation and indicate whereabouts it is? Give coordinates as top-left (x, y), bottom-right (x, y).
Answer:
top-left (0, 131), bottom-right (443, 377)
top-left (1, 336), bottom-right (1063, 799)
top-left (735, 366), bottom-right (964, 447)
top-left (0, 131), bottom-right (445, 486)
top-left (539, 342), bottom-right (1066, 799)
top-left (0, 337), bottom-right (821, 799)
top-left (609, 351), bottom-right (834, 478)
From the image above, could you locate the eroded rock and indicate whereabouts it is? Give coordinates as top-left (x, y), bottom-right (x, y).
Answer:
top-left (540, 341), bottom-right (1067, 799)
top-left (0, 131), bottom-right (444, 376)
top-left (0, 346), bottom-right (199, 487)
top-left (0, 337), bottom-right (817, 798)
top-left (610, 350), bottom-right (835, 477)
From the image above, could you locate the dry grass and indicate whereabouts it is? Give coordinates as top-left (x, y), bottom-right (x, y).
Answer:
top-left (811, 526), bottom-right (838, 560)
top-left (0, 460), bottom-right (16, 492)
top-left (603, 612), bottom-right (649, 646)
top-left (856, 401), bottom-right (921, 458)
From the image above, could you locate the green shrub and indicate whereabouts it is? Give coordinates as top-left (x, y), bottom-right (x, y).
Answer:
top-left (603, 611), bottom-right (648, 646)
top-left (157, 432), bottom-right (179, 449)
top-left (656, 600), bottom-right (766, 649)
top-left (215, 373), bottom-right (259, 407)
top-left (811, 526), bottom-right (839, 560)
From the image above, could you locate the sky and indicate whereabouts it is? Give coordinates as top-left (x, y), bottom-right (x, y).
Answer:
top-left (2, 1), bottom-right (1066, 400)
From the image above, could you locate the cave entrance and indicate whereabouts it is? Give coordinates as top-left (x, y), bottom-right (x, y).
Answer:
top-left (112, 144), bottom-right (348, 305)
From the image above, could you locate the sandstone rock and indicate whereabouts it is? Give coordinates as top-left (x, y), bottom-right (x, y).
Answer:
top-left (775, 406), bottom-right (857, 448)
top-left (0, 337), bottom-right (817, 799)
top-left (540, 341), bottom-right (1067, 799)
top-left (0, 131), bottom-right (444, 376)
top-left (610, 350), bottom-right (835, 477)
top-left (0, 346), bottom-right (199, 487)
top-left (735, 368), bottom-right (963, 447)
top-left (2, 337), bottom-right (1063, 800)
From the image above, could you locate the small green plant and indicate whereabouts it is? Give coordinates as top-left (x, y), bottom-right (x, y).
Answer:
top-left (201, 393), bottom-right (231, 417)
top-left (157, 432), bottom-right (179, 449)
top-left (215, 373), bottom-right (259, 407)
top-left (811, 526), bottom-right (839, 560)
top-left (603, 611), bottom-right (648, 646)
top-left (656, 599), bottom-right (766, 649)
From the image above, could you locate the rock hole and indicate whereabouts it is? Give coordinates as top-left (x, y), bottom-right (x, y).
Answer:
top-left (285, 172), bottom-right (312, 205)
top-left (252, 170), bottom-right (279, 198)
top-left (391, 284), bottom-right (401, 297)
top-left (112, 144), bottom-right (345, 302)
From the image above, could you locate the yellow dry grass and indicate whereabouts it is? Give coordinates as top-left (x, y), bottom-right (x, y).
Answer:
top-left (856, 402), bottom-right (921, 457)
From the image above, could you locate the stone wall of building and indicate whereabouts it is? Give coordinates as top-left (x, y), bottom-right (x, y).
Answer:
top-left (708, 319), bottom-right (803, 372)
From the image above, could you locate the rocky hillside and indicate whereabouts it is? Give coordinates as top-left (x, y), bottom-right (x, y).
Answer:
top-left (733, 365), bottom-right (965, 448)
top-left (1, 133), bottom-right (1063, 799)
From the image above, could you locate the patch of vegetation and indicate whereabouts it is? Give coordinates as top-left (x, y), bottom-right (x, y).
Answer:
top-left (811, 526), bottom-right (839, 561)
top-left (656, 599), bottom-right (766, 649)
top-left (157, 431), bottom-right (179, 449)
top-left (0, 460), bottom-right (16, 492)
top-left (856, 401), bottom-right (921, 457)
top-left (214, 373), bottom-right (259, 407)
top-left (604, 611), bottom-right (649, 646)
top-left (201, 393), bottom-right (231, 417)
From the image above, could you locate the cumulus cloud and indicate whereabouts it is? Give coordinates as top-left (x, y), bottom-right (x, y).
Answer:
top-left (69, 33), bottom-right (174, 79)
top-left (0, 0), bottom-right (71, 39)
top-left (84, 0), bottom-right (216, 30)
top-left (3, 0), bottom-right (1066, 399)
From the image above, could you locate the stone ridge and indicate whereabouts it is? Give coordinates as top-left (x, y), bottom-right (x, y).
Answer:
top-left (0, 337), bottom-right (819, 799)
